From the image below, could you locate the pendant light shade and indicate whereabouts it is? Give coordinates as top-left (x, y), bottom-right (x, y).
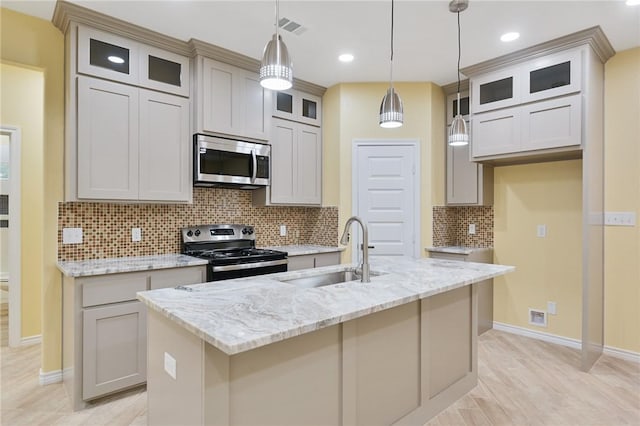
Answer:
top-left (379, 87), bottom-right (404, 128)
top-left (448, 0), bottom-right (469, 146)
top-left (260, 0), bottom-right (293, 91)
top-left (379, 0), bottom-right (403, 128)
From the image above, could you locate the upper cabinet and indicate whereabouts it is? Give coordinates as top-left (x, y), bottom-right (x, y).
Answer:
top-left (463, 29), bottom-right (611, 165)
top-left (64, 21), bottom-right (192, 202)
top-left (194, 57), bottom-right (271, 142)
top-left (273, 89), bottom-right (322, 127)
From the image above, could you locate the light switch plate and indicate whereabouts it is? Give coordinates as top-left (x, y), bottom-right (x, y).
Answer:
top-left (62, 227), bottom-right (83, 244)
top-left (536, 224), bottom-right (547, 238)
top-left (279, 224), bottom-right (287, 236)
top-left (164, 352), bottom-right (177, 380)
top-left (132, 227), bottom-right (142, 242)
top-left (468, 224), bottom-right (476, 235)
top-left (604, 212), bottom-right (636, 226)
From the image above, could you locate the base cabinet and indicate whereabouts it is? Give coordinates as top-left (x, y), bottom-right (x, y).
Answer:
top-left (287, 252), bottom-right (341, 271)
top-left (63, 265), bottom-right (206, 410)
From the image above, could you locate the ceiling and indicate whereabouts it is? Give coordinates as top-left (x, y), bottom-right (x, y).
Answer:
top-left (3, 1), bottom-right (639, 88)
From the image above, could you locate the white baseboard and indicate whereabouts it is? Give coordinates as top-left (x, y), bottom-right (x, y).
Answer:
top-left (493, 322), bottom-right (640, 363)
top-left (39, 368), bottom-right (63, 385)
top-left (20, 335), bottom-right (41, 346)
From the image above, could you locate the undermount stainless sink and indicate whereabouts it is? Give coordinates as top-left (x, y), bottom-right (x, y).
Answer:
top-left (280, 270), bottom-right (383, 289)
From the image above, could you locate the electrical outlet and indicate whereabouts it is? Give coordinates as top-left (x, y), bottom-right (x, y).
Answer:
top-left (547, 301), bottom-right (557, 315)
top-left (468, 223), bottom-right (476, 235)
top-left (279, 224), bottom-right (287, 236)
top-left (604, 212), bottom-right (636, 226)
top-left (536, 224), bottom-right (547, 238)
top-left (62, 227), bottom-right (83, 244)
top-left (132, 228), bottom-right (142, 242)
top-left (164, 352), bottom-right (177, 380)
top-left (528, 308), bottom-right (547, 327)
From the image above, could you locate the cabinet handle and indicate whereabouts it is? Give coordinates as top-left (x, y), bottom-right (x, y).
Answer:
top-left (251, 149), bottom-right (257, 183)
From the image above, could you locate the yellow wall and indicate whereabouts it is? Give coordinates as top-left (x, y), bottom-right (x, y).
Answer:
top-left (1, 8), bottom-right (64, 371)
top-left (603, 47), bottom-right (640, 353)
top-left (0, 63), bottom-right (45, 338)
top-left (493, 160), bottom-right (583, 339)
top-left (322, 82), bottom-right (444, 261)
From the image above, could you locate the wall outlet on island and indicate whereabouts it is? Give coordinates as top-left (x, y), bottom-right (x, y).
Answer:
top-left (468, 224), bottom-right (476, 235)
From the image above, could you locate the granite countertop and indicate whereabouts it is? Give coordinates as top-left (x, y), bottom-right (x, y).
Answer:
top-left (425, 246), bottom-right (493, 255)
top-left (57, 254), bottom-right (209, 278)
top-left (137, 256), bottom-right (514, 355)
top-left (261, 245), bottom-right (345, 256)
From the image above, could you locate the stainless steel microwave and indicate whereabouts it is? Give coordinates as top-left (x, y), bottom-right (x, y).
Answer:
top-left (193, 134), bottom-right (270, 189)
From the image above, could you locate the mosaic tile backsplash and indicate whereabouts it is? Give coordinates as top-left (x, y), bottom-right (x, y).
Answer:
top-left (433, 206), bottom-right (493, 248)
top-left (58, 188), bottom-right (339, 261)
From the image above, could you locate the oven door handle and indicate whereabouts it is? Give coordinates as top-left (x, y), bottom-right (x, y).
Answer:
top-left (211, 259), bottom-right (288, 272)
top-left (251, 149), bottom-right (257, 183)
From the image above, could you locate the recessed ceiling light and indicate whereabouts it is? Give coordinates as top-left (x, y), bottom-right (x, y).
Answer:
top-left (626, 0), bottom-right (640, 5)
top-left (108, 55), bottom-right (125, 64)
top-left (500, 32), bottom-right (520, 42)
top-left (338, 53), bottom-right (354, 63)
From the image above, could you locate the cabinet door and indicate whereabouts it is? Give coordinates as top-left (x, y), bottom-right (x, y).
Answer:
top-left (295, 124), bottom-right (322, 205)
top-left (471, 108), bottom-right (521, 158)
top-left (287, 255), bottom-right (315, 271)
top-left (297, 92), bottom-right (322, 126)
top-left (273, 90), bottom-right (295, 121)
top-left (202, 59), bottom-right (239, 136)
top-left (269, 119), bottom-right (296, 204)
top-left (446, 140), bottom-right (479, 204)
top-left (139, 89), bottom-right (191, 201)
top-left (314, 252), bottom-right (341, 268)
top-left (521, 50), bottom-right (582, 104)
top-left (139, 45), bottom-right (190, 97)
top-left (240, 70), bottom-right (271, 140)
top-left (446, 92), bottom-right (470, 126)
top-left (77, 76), bottom-right (139, 200)
top-left (77, 25), bottom-right (139, 85)
top-left (82, 301), bottom-right (147, 400)
top-left (520, 93), bottom-right (582, 152)
top-left (471, 66), bottom-right (520, 114)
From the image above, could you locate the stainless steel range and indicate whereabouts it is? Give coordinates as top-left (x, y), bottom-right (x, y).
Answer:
top-left (181, 224), bottom-right (288, 281)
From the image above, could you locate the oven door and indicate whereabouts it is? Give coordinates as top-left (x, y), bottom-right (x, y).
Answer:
top-left (208, 259), bottom-right (288, 281)
top-left (194, 134), bottom-right (270, 188)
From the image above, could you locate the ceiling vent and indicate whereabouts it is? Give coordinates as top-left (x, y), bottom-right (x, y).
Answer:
top-left (278, 17), bottom-right (307, 36)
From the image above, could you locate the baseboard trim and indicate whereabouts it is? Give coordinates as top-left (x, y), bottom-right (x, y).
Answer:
top-left (20, 335), bottom-right (42, 346)
top-left (493, 322), bottom-right (640, 363)
top-left (39, 368), bottom-right (63, 385)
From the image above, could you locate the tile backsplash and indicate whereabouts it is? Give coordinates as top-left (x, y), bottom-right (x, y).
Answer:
top-left (58, 188), bottom-right (338, 261)
top-left (433, 206), bottom-right (493, 248)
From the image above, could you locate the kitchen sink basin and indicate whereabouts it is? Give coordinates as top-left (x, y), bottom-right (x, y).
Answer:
top-left (280, 270), bottom-right (383, 288)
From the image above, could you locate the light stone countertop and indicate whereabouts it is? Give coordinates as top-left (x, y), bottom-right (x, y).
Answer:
top-left (137, 256), bottom-right (514, 356)
top-left (261, 244), bottom-right (345, 256)
top-left (425, 246), bottom-right (493, 255)
top-left (57, 254), bottom-right (209, 278)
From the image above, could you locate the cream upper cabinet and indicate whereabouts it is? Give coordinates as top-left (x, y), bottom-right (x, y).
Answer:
top-left (254, 118), bottom-right (322, 206)
top-left (196, 57), bottom-right (271, 141)
top-left (446, 91), bottom-right (470, 125)
top-left (139, 45), bottom-right (190, 97)
top-left (468, 45), bottom-right (586, 163)
top-left (273, 89), bottom-right (322, 127)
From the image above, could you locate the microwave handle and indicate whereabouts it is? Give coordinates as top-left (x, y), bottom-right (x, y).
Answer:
top-left (251, 149), bottom-right (257, 183)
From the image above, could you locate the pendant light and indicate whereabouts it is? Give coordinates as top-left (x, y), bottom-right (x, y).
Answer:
top-left (259, 0), bottom-right (293, 91)
top-left (448, 0), bottom-right (469, 146)
top-left (379, 0), bottom-right (403, 128)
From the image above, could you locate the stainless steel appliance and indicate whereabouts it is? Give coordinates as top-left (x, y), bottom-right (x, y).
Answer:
top-left (193, 134), bottom-right (270, 189)
top-left (181, 224), bottom-right (287, 281)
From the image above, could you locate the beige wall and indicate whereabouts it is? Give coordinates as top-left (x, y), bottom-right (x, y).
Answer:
top-left (603, 48), bottom-right (640, 353)
top-left (0, 63), bottom-right (45, 338)
top-left (1, 8), bottom-right (64, 372)
top-left (322, 82), bottom-right (445, 261)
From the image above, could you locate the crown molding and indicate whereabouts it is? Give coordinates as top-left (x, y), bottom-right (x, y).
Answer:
top-left (442, 79), bottom-right (469, 95)
top-left (461, 26), bottom-right (616, 77)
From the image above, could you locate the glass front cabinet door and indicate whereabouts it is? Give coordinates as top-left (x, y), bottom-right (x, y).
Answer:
top-left (273, 89), bottom-right (322, 126)
top-left (139, 45), bottom-right (190, 97)
top-left (521, 50), bottom-right (582, 104)
top-left (471, 66), bottom-right (520, 114)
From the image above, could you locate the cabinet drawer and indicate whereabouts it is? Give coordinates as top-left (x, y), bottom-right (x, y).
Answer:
top-left (150, 266), bottom-right (206, 290)
top-left (82, 274), bottom-right (149, 307)
top-left (314, 252), bottom-right (341, 268)
top-left (287, 255), bottom-right (315, 271)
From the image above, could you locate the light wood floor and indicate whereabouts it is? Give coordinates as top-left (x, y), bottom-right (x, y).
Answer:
top-left (1, 330), bottom-right (638, 425)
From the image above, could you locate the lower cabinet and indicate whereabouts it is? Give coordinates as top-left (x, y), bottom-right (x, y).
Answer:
top-left (287, 252), bottom-right (341, 271)
top-left (63, 265), bottom-right (206, 410)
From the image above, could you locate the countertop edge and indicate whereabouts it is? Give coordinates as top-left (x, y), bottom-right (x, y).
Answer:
top-left (57, 254), bottom-right (209, 278)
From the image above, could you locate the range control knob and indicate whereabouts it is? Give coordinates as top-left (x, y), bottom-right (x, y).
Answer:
top-left (242, 228), bottom-right (248, 235)
top-left (186, 230), bottom-right (193, 237)
top-left (247, 228), bottom-right (254, 235)
top-left (194, 229), bottom-right (201, 237)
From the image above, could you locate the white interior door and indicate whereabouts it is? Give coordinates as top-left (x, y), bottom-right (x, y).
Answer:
top-left (353, 141), bottom-right (419, 262)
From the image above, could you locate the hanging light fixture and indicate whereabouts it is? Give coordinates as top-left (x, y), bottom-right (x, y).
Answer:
top-left (259, 0), bottom-right (293, 91)
top-left (448, 0), bottom-right (469, 146)
top-left (379, 0), bottom-right (403, 128)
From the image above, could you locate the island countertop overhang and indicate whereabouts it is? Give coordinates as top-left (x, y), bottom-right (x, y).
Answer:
top-left (137, 257), bottom-right (514, 355)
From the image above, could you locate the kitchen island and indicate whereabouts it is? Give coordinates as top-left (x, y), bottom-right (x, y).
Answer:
top-left (137, 257), bottom-right (514, 425)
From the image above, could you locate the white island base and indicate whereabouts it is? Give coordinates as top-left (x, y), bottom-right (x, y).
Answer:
top-left (147, 284), bottom-right (477, 426)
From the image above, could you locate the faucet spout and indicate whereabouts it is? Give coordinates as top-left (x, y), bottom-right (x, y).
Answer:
top-left (340, 216), bottom-right (371, 283)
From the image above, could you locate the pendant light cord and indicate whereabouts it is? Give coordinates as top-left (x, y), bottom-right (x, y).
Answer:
top-left (275, 0), bottom-right (280, 39)
top-left (390, 0), bottom-right (395, 86)
top-left (456, 9), bottom-right (461, 95)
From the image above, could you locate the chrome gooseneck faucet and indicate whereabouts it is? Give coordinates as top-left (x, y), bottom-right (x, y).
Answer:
top-left (340, 216), bottom-right (373, 283)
